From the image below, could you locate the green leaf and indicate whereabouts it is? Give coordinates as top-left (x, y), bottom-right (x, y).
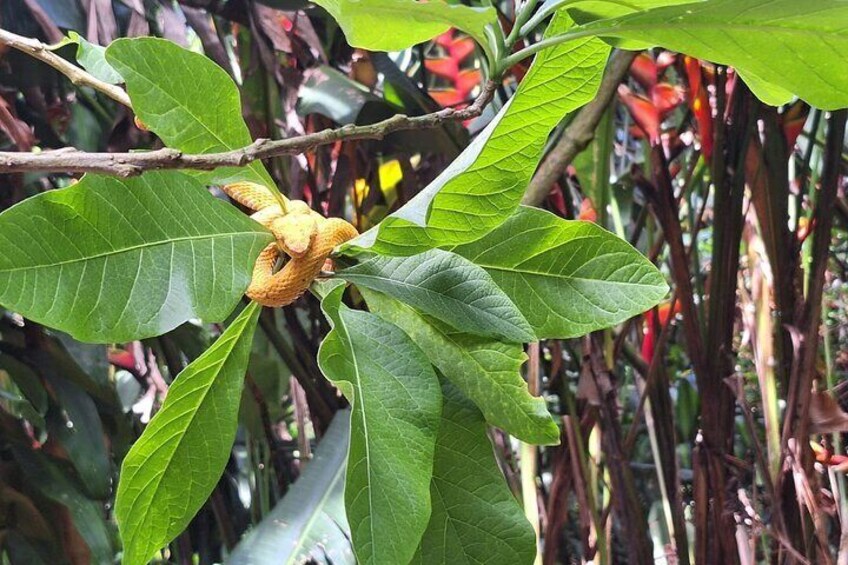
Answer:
top-left (564, 0), bottom-right (701, 25)
top-left (14, 448), bottom-right (114, 565)
top-left (412, 381), bottom-right (537, 565)
top-left (312, 0), bottom-right (496, 58)
top-left (362, 289), bottom-right (558, 445)
top-left (336, 249), bottom-right (534, 343)
top-left (454, 206), bottom-right (668, 339)
top-left (44, 375), bottom-right (111, 499)
top-left (115, 302), bottom-right (260, 565)
top-left (572, 0), bottom-right (848, 110)
top-left (105, 37), bottom-right (276, 188)
top-left (65, 31), bottom-right (122, 85)
top-left (229, 409), bottom-right (354, 565)
top-left (348, 12), bottom-right (609, 255)
top-left (317, 282), bottom-right (441, 565)
top-left (0, 171), bottom-right (272, 343)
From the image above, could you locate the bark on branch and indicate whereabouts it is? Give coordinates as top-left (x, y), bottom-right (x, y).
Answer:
top-left (0, 75), bottom-right (496, 177)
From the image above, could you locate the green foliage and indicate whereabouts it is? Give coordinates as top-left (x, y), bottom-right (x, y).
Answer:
top-left (317, 282), bottom-right (441, 565)
top-left (336, 249), bottom-right (534, 343)
top-left (311, 0), bottom-right (497, 58)
top-left (64, 31), bottom-right (122, 84)
top-left (229, 409), bottom-right (354, 565)
top-left (348, 12), bottom-right (609, 255)
top-left (0, 172), bottom-right (271, 342)
top-left (573, 0), bottom-right (848, 109)
top-left (363, 289), bottom-right (558, 445)
top-left (115, 303), bottom-right (260, 565)
top-left (412, 381), bottom-right (537, 565)
top-left (105, 37), bottom-right (277, 188)
top-left (453, 206), bottom-right (669, 338)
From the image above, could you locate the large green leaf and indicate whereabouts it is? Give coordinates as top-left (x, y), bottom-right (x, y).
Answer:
top-left (412, 381), bottom-right (537, 565)
top-left (454, 206), bottom-right (668, 339)
top-left (347, 12), bottom-right (609, 256)
top-left (229, 409), bottom-right (354, 565)
top-left (362, 289), bottom-right (558, 445)
top-left (105, 37), bottom-right (276, 188)
top-left (336, 249), bottom-right (534, 343)
top-left (115, 302), bottom-right (260, 565)
top-left (0, 172), bottom-right (272, 343)
top-left (312, 0), bottom-right (496, 58)
top-left (571, 0), bottom-right (848, 109)
top-left (317, 282), bottom-right (441, 565)
top-left (564, 0), bottom-right (700, 24)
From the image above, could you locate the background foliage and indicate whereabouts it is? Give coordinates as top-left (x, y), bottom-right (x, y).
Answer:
top-left (1, 1), bottom-right (848, 564)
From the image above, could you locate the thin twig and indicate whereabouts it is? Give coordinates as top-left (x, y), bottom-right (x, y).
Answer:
top-left (0, 80), bottom-right (498, 177)
top-left (0, 28), bottom-right (132, 108)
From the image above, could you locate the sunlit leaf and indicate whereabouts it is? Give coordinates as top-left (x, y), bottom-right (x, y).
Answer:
top-left (363, 289), bottom-right (558, 445)
top-left (317, 282), bottom-right (440, 565)
top-left (411, 381), bottom-right (537, 565)
top-left (0, 172), bottom-right (272, 343)
top-left (347, 12), bottom-right (609, 255)
top-left (115, 303), bottom-right (260, 565)
top-left (573, 0), bottom-right (848, 109)
top-left (454, 206), bottom-right (668, 338)
top-left (336, 249), bottom-right (534, 343)
top-left (312, 0), bottom-right (496, 59)
top-left (106, 37), bottom-right (277, 187)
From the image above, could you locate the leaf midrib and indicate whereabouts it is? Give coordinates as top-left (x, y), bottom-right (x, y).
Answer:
top-left (0, 231), bottom-right (268, 274)
top-left (479, 264), bottom-right (664, 289)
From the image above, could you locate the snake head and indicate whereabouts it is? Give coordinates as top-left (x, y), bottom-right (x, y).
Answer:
top-left (272, 213), bottom-right (318, 258)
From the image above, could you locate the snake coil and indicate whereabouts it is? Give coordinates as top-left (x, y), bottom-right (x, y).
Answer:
top-left (222, 182), bottom-right (358, 307)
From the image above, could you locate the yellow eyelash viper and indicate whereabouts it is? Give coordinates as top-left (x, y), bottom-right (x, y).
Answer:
top-left (222, 182), bottom-right (358, 307)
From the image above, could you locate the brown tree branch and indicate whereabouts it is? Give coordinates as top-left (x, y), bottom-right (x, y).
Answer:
top-left (0, 28), bottom-right (132, 108)
top-left (0, 81), bottom-right (497, 177)
top-left (522, 50), bottom-right (636, 205)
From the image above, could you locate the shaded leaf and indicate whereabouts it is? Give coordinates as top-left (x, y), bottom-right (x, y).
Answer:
top-left (45, 374), bottom-right (111, 499)
top-left (14, 448), bottom-right (114, 565)
top-left (348, 12), bottom-right (609, 255)
top-left (229, 409), bottom-right (354, 565)
top-left (412, 381), bottom-right (536, 565)
top-left (317, 282), bottom-right (440, 565)
top-left (115, 303), bottom-right (260, 565)
top-left (362, 289), bottom-right (558, 445)
top-left (336, 249), bottom-right (534, 343)
top-left (0, 171), bottom-right (272, 343)
top-left (105, 37), bottom-right (277, 188)
top-left (453, 206), bottom-right (668, 338)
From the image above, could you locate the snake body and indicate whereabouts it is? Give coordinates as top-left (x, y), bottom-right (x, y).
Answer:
top-left (222, 182), bottom-right (358, 307)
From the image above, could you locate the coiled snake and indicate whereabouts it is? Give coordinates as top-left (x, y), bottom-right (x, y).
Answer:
top-left (222, 182), bottom-right (358, 307)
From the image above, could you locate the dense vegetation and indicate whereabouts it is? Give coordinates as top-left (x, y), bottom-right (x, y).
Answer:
top-left (0, 1), bottom-right (847, 564)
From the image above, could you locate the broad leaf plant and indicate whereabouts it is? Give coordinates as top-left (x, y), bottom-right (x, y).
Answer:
top-left (1, 0), bottom-right (847, 563)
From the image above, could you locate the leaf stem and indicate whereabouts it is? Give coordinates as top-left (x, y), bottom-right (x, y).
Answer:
top-left (506, 0), bottom-right (541, 47)
top-left (499, 25), bottom-right (610, 71)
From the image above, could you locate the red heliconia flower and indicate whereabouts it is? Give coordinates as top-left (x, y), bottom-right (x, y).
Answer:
top-left (456, 69), bottom-right (482, 98)
top-left (642, 302), bottom-right (680, 363)
top-left (449, 36), bottom-right (476, 63)
top-left (618, 84), bottom-right (661, 144)
top-left (652, 83), bottom-right (685, 115)
top-left (630, 53), bottom-right (658, 90)
top-left (424, 57), bottom-right (459, 81)
top-left (781, 101), bottom-right (810, 150)
top-left (429, 89), bottom-right (466, 107)
top-left (577, 198), bottom-right (598, 222)
top-left (684, 56), bottom-right (714, 160)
